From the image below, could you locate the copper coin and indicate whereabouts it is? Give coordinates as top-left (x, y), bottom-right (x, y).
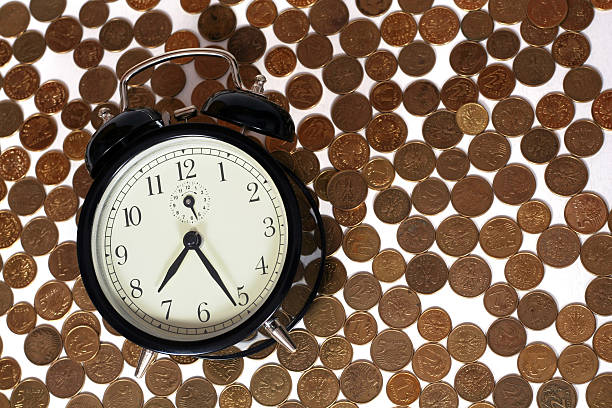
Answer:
top-left (246, 0), bottom-right (277, 28)
top-left (555, 303), bottom-right (596, 344)
top-left (4, 64), bottom-right (40, 100)
top-left (121, 339), bottom-right (142, 368)
top-left (517, 200), bottom-right (551, 234)
top-left (536, 92), bottom-right (575, 129)
top-left (592, 0), bottom-right (612, 8)
top-left (461, 10), bottom-right (493, 41)
top-left (362, 157), bottom-right (394, 190)
top-left (397, 215), bottom-right (435, 253)
top-left (558, 344), bottom-right (599, 384)
top-left (586, 374), bottom-right (612, 407)
top-left (493, 375), bottom-right (533, 408)
top-left (35, 150), bottom-right (70, 185)
top-left (402, 80), bottom-right (439, 116)
top-left (517, 289), bottom-right (558, 330)
top-left (412, 343), bottom-right (451, 382)
top-left (537, 378), bottom-right (577, 408)
top-left (371, 248), bottom-right (405, 283)
top-left (0, 281), bottom-right (14, 316)
top-left (385, 371), bottom-right (420, 406)
top-left (19, 114), bottom-right (57, 151)
top-left (21, 216), bottom-right (58, 256)
top-left (24, 324), bottom-right (62, 366)
top-left (45, 16), bottom-right (83, 53)
top-left (380, 11), bottom-right (417, 47)
top-left (48, 240), bottom-right (79, 281)
top-left (180, 0), bottom-right (210, 13)
top-left (339, 19), bottom-right (380, 57)
top-left (7, 177), bottom-right (46, 216)
top-left (151, 63), bottom-right (186, 98)
top-left (73, 163), bottom-right (94, 198)
top-left (228, 26), bottom-right (266, 64)
top-left (480, 216), bottom-right (523, 258)
top-left (0, 38), bottom-right (12, 66)
top-left (419, 6), bottom-right (459, 45)
top-left (552, 31), bottom-right (590, 68)
top-left (398, 0), bottom-right (434, 13)
top-left (412, 177), bottom-right (449, 215)
top-left (593, 322), bottom-right (612, 362)
top-left (73, 39), bottom-right (104, 70)
top-left (13, 30), bottom-right (46, 64)
top-left (303, 296), bottom-right (345, 337)
top-left (0, 209), bottom-right (22, 248)
top-left (330, 92), bottom-right (372, 132)
top-left (314, 215), bottom-right (342, 255)
top-left (356, 0), bottom-right (392, 15)
top-left (297, 367), bottom-right (339, 408)
top-left (65, 325), bottom-right (100, 363)
top-left (198, 4), bottom-right (236, 42)
top-left (80, 1), bottom-right (109, 28)
top-left (436, 148), bottom-right (470, 181)
top-left (309, 0), bottom-right (348, 35)
top-left (504, 252), bottom-right (544, 290)
top-left (366, 113), bottom-right (407, 153)
top-left (133, 11), bottom-right (171, 48)
top-left (545, 155), bottom-right (588, 196)
top-left (342, 224), bottom-right (380, 262)
top-left (487, 317), bottom-right (527, 356)
top-left (436, 215), bottom-right (478, 257)
top-left (83, 343), bottom-right (123, 385)
top-left (11, 378), bottom-right (51, 407)
top-left (420, 382), bottom-right (459, 408)
top-left (46, 357), bottom-right (84, 398)
top-left (405, 252), bottom-right (448, 294)
top-left (73, 276), bottom-right (96, 312)
top-left (63, 130), bottom-right (91, 161)
top-left (340, 360), bottom-right (383, 403)
top-left (489, 0), bottom-right (528, 23)
top-left (449, 255), bottom-right (491, 297)
top-left (487, 29), bottom-right (520, 60)
top-left (319, 336), bottom-right (352, 370)
top-left (218, 383), bottom-right (251, 408)
top-left (34, 279), bottom-right (71, 320)
top-left (164, 30), bottom-right (200, 64)
top-left (145, 359), bottom-right (182, 396)
top-left (273, 8), bottom-right (309, 43)
top-left (304, 257), bottom-right (347, 294)
top-left (126, 0), bottom-right (160, 10)
top-left (398, 41), bottom-right (436, 76)
top-left (451, 175), bottom-right (493, 217)
top-left (61, 311), bottom-right (101, 339)
top-left (343, 272), bottom-right (381, 310)
top-left (365, 50), bottom-right (397, 81)
top-left (297, 115), bottom-right (334, 152)
top-left (323, 55), bottom-right (363, 95)
top-left (492, 96), bottom-right (534, 137)
top-left (440, 76), bottom-right (479, 112)
top-left (296, 33), bottom-right (332, 70)
top-left (116, 48), bottom-right (153, 86)
top-left (276, 329), bottom-right (318, 372)
top-left (0, 1), bottom-right (29, 37)
top-left (477, 64), bottom-right (515, 100)
top-left (394, 141), bottom-right (435, 181)
top-left (250, 364), bottom-right (292, 406)
top-left (454, 362), bottom-right (495, 402)
top-left (370, 329), bottom-right (413, 372)
top-left (520, 128), bottom-right (559, 164)
top-left (456, 102), bottom-right (488, 135)
top-left (313, 168), bottom-right (335, 200)
top-left (378, 286), bottom-right (420, 328)
top-left (520, 18), bottom-right (558, 46)
top-left (562, 0), bottom-right (594, 30)
top-left (61, 100), bottom-right (91, 130)
top-left (586, 276), bottom-right (612, 315)
top-left (564, 66), bottom-right (602, 103)
top-left (79, 66), bottom-right (117, 103)
top-left (293, 149), bottom-right (320, 184)
top-left (493, 163), bottom-right (536, 205)
top-left (326, 170), bottom-right (367, 210)
top-left (448, 323), bottom-right (487, 363)
top-left (6, 301), bottom-right (37, 334)
top-left (484, 282), bottom-right (519, 317)
top-left (0, 100), bottom-right (23, 137)
top-left (592, 89), bottom-right (612, 130)
top-left (527, 0), bottom-right (568, 28)
top-left (328, 134), bottom-right (369, 171)
top-left (286, 73), bottom-right (323, 110)
top-left (104, 378), bottom-right (145, 408)
top-left (565, 192), bottom-right (608, 234)
top-left (343, 311), bottom-right (377, 345)
top-left (517, 342), bottom-right (557, 383)
top-left (581, 233), bottom-right (612, 275)
top-left (264, 46), bottom-right (296, 78)
top-left (537, 225), bottom-right (582, 268)
top-left (3, 252), bottom-right (37, 289)
top-left (450, 41), bottom-right (487, 76)
top-left (514, 47), bottom-right (556, 86)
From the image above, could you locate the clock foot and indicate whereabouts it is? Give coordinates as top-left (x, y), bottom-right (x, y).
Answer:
top-left (135, 348), bottom-right (158, 377)
top-left (263, 318), bottom-right (296, 353)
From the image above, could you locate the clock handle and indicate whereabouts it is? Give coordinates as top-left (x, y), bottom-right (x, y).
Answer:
top-left (118, 48), bottom-right (247, 111)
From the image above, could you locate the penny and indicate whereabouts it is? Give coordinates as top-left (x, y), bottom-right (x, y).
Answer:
top-left (520, 128), bottom-right (559, 164)
top-left (322, 55), bottom-right (362, 95)
top-left (304, 296), bottom-right (345, 337)
top-left (80, 1), bottom-right (109, 28)
top-left (320, 336), bottom-right (352, 370)
top-left (342, 224), bottom-right (380, 262)
top-left (297, 367), bottom-right (340, 408)
top-left (448, 323), bottom-right (487, 363)
top-left (564, 66), bottom-right (602, 103)
top-left (127, 0), bottom-right (160, 10)
top-left (134, 11), bottom-right (171, 48)
top-left (64, 325), bottom-right (100, 363)
top-left (116, 48), bottom-right (154, 86)
top-left (488, 317), bottom-right (527, 356)
top-left (339, 19), bottom-right (380, 58)
top-left (398, 0), bottom-right (434, 13)
top-left (0, 209), bottom-right (22, 248)
top-left (373, 187), bottom-right (411, 224)
top-left (537, 225), bottom-right (581, 267)
top-left (144, 397), bottom-right (175, 408)
top-left (517, 290), bottom-right (558, 330)
top-left (8, 177), bottom-right (46, 216)
top-left (36, 150), bottom-right (70, 185)
top-left (13, 30), bottom-right (46, 64)
top-left (228, 26), bottom-right (266, 64)
top-left (73, 40), bottom-right (105, 71)
top-left (370, 329), bottom-right (413, 371)
top-left (417, 307), bottom-right (451, 342)
top-left (344, 311), bottom-right (378, 345)
top-left (456, 103), bottom-right (488, 135)
top-left (340, 360), bottom-right (383, 403)
top-left (441, 76), bottom-right (479, 112)
top-left (412, 342), bottom-right (451, 382)
top-left (558, 344), bottom-right (598, 384)
top-left (371, 248), bottom-right (405, 282)
top-left (315, 215), bottom-right (343, 255)
top-left (199, 5), bottom-right (236, 42)
top-left (326, 170), bottom-right (367, 211)
top-left (309, 0), bottom-right (348, 35)
top-left (593, 322), bottom-right (612, 362)
top-left (451, 175), bottom-right (494, 217)
top-left (556, 303), bottom-right (596, 344)
top-left (121, 339), bottom-right (142, 368)
top-left (413, 177), bottom-right (450, 215)
top-left (47, 241), bottom-right (79, 282)
top-left (273, 8), bottom-right (309, 44)
top-left (480, 216), bottom-right (522, 258)
top-left (449, 255), bottom-right (492, 298)
top-left (586, 374), bottom-right (612, 407)
top-left (61, 311), bottom-right (101, 339)
top-left (356, 0), bottom-right (392, 15)
top-left (406, 252), bottom-right (448, 294)
top-left (436, 148), bottom-right (470, 181)
top-left (0, 100), bottom-right (23, 137)
top-left (489, 0), bottom-right (528, 23)
top-left (394, 141), bottom-right (436, 181)
top-left (246, 0), bottom-right (276, 28)
top-left (380, 11), bottom-right (417, 47)
top-left (592, 0), bottom-right (612, 8)
top-left (296, 35), bottom-right (332, 70)
top-left (0, 38), bottom-right (11, 66)
top-left (364, 50), bottom-right (397, 81)
top-left (23, 324), bottom-right (62, 365)
top-left (151, 63), bottom-right (186, 98)
top-left (504, 252), bottom-right (544, 290)
top-left (585, 276), bottom-right (612, 315)
top-left (487, 29), bottom-right (520, 60)
top-left (436, 216), bottom-right (478, 258)
top-left (461, 10), bottom-right (493, 41)
top-left (477, 64), bottom-right (515, 100)
top-left (0, 281), bottom-right (14, 316)
top-left (397, 215), bottom-right (435, 253)
top-left (378, 286), bottom-right (420, 328)
top-left (536, 93), bottom-right (575, 130)
top-left (163, 30), bottom-right (200, 64)
top-left (73, 276), bottom-right (96, 311)
top-left (420, 382), bottom-right (458, 408)
top-left (527, 0), bottom-right (568, 28)
top-left (331, 92), bottom-right (372, 132)
top-left (492, 96), bottom-right (534, 137)
top-left (21, 216), bottom-right (59, 256)
top-left (454, 362), bottom-right (495, 402)
top-left (286, 73), bottom-right (323, 110)
top-left (343, 272), bottom-right (381, 310)
top-left (563, 0), bottom-right (595, 30)
top-left (565, 192), bottom-right (608, 235)
top-left (517, 342), bottom-right (557, 383)
top-left (450, 41), bottom-right (487, 76)
top-left (362, 157), bottom-right (395, 190)
top-left (517, 200), bottom-right (551, 234)
top-left (493, 375), bottom-right (533, 408)
top-left (552, 31), bottom-right (590, 69)
top-left (520, 18), bottom-right (559, 46)
top-left (263, 46), bottom-right (296, 78)
top-left (11, 378), bottom-right (50, 407)
top-left (329, 133), bottom-right (370, 170)
top-left (144, 359), bottom-right (182, 396)
top-left (398, 41), bottom-right (436, 76)
top-left (34, 279), bottom-right (71, 320)
top-left (514, 47), bottom-right (556, 86)
top-left (104, 378), bottom-right (145, 408)
top-left (0, 1), bottom-right (29, 37)
top-left (250, 364), bottom-right (291, 406)
top-left (293, 149), bottom-right (320, 185)
top-left (403, 80), bottom-right (440, 116)
top-left (19, 114), bottom-right (56, 152)
top-left (80, 66), bottom-right (117, 104)
top-left (493, 163), bottom-right (536, 205)
top-left (297, 115), bottom-right (334, 152)
top-left (419, 6), bottom-right (459, 45)
top-left (305, 257), bottom-right (347, 294)
top-left (3, 252), bottom-right (37, 288)
top-left (63, 130), bottom-right (91, 161)
top-left (46, 357), bottom-right (84, 398)
top-left (67, 393), bottom-right (104, 408)
top-left (313, 168), bottom-right (335, 200)
top-left (6, 302), bottom-right (37, 334)
top-left (592, 89), bottom-right (612, 130)
top-left (4, 64), bottom-right (40, 100)
top-left (218, 383), bottom-right (251, 408)
top-left (386, 371), bottom-right (420, 406)
top-left (581, 233), bottom-right (612, 276)
top-left (46, 16), bottom-right (83, 53)
top-left (276, 329), bottom-right (318, 372)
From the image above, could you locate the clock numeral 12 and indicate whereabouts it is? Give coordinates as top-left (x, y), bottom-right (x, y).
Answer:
top-left (177, 159), bottom-right (196, 181)
top-left (146, 175), bottom-right (163, 195)
top-left (123, 206), bottom-right (141, 227)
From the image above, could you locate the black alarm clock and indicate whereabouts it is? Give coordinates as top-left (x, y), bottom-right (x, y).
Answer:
top-left (76, 48), bottom-right (325, 375)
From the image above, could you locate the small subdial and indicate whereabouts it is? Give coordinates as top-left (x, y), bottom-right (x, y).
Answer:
top-left (169, 181), bottom-right (210, 224)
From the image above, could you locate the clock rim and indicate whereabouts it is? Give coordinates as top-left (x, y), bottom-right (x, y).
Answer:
top-left (77, 122), bottom-right (302, 355)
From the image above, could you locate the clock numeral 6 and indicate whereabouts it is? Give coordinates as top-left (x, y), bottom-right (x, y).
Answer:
top-left (130, 279), bottom-right (142, 298)
top-left (115, 245), bottom-right (128, 265)
top-left (123, 206), bottom-right (141, 227)
top-left (263, 217), bottom-right (275, 237)
top-left (198, 302), bottom-right (210, 322)
top-left (177, 159), bottom-right (196, 181)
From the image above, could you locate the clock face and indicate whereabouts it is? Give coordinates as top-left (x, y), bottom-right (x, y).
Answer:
top-left (90, 136), bottom-right (289, 342)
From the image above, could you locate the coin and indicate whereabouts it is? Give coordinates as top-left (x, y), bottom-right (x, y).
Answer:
top-left (477, 64), bottom-right (515, 99)
top-left (250, 364), bottom-right (291, 406)
top-left (487, 29), bottom-right (520, 60)
top-left (394, 141), bottom-right (436, 181)
top-left (297, 115), bottom-right (334, 152)
top-left (527, 0), bottom-right (568, 28)
top-left (285, 73), bottom-right (323, 110)
top-left (218, 383), bottom-right (251, 408)
top-left (342, 224), bottom-right (380, 262)
top-left (586, 373), bottom-right (612, 407)
top-left (586, 276), bottom-right (612, 315)
top-left (246, 0), bottom-right (276, 27)
top-left (419, 6), bottom-right (459, 45)
top-left (7, 177), bottom-right (45, 216)
top-left (73, 39), bottom-right (104, 69)
top-left (0, 281), bottom-right (14, 316)
top-left (4, 64), bottom-right (40, 100)
top-left (451, 175), bottom-right (493, 217)
top-left (36, 150), bottom-right (70, 186)
top-left (309, 0), bottom-right (348, 35)
top-left (61, 311), bottom-right (101, 339)
top-left (455, 103), bottom-right (488, 135)
top-left (566, 192), bottom-right (608, 235)
top-left (3, 252), bottom-right (37, 288)
top-left (356, 0), bottom-right (391, 15)
top-left (297, 367), bottom-right (339, 408)
top-left (398, 41), bottom-right (436, 76)
top-left (448, 323), bottom-right (486, 363)
top-left (593, 0), bottom-right (612, 8)
top-left (135, 11), bottom-right (172, 48)
top-left (11, 378), bottom-right (51, 407)
top-left (6, 302), bottom-right (37, 334)
top-left (46, 16), bottom-right (83, 53)
top-left (0, 100), bottom-right (23, 137)
top-left (340, 360), bottom-right (383, 403)
top-left (403, 80), bottom-right (440, 116)
top-left (13, 30), bottom-right (46, 64)
top-left (405, 252), bottom-right (448, 294)
top-left (329, 133), bottom-right (370, 171)
top-left (558, 344), bottom-right (598, 384)
top-left (520, 128), bottom-right (559, 164)
top-left (91, 102), bottom-right (119, 130)
top-left (322, 55), bottom-right (362, 95)
top-left (304, 296), bottom-right (345, 337)
top-left (537, 225), bottom-right (581, 267)
top-left (493, 375), bottom-right (533, 408)
top-left (330, 92), bottom-right (372, 132)
top-left (127, 0), bottom-right (160, 10)
top-left (449, 255), bottom-right (491, 297)
top-left (361, 157), bottom-right (394, 190)
top-left (369, 329), bottom-right (413, 372)
top-left (0, 357), bottom-right (20, 389)
top-left (63, 130), bottom-right (91, 161)
top-left (593, 322), bottom-right (612, 362)
top-left (461, 10), bottom-right (493, 41)
top-left (397, 215), bottom-right (435, 254)
top-left (493, 163), bottom-right (536, 205)
top-left (144, 358), bottom-right (182, 396)
top-left (371, 248), bottom-right (405, 282)
top-left (380, 11), bottom-right (417, 47)
top-left (436, 216), bottom-right (478, 257)
top-left (378, 286), bottom-right (420, 328)
top-left (71, 278), bottom-right (95, 313)
top-left (517, 200), bottom-right (551, 234)
top-left (370, 81), bottom-right (402, 113)
top-left (373, 187), bottom-right (410, 224)
top-left (592, 89), bottom-right (612, 130)
top-left (344, 311), bottom-right (378, 345)
top-left (412, 342), bottom-right (451, 382)
top-left (436, 149), bottom-right (468, 182)
top-left (581, 233), bottom-right (612, 276)
top-left (272, 8), bottom-right (309, 44)
top-left (18, 114), bottom-right (56, 152)
top-left (517, 342), bottom-right (557, 383)
top-left (339, 19), bottom-right (380, 57)
top-left (104, 378), bottom-right (144, 408)
top-left (0, 1), bottom-right (29, 37)
top-left (504, 252), bottom-right (544, 290)
top-left (441, 76), bottom-right (479, 112)
top-left (0, 209), bottom-right (22, 248)
top-left (420, 382), bottom-right (459, 408)
top-left (417, 307), bottom-right (451, 342)
top-left (386, 371), bottom-right (420, 406)
top-left (363, 51), bottom-right (396, 82)
top-left (46, 357), bottom-right (85, 398)
top-left (326, 170), bottom-right (367, 211)
top-left (317, 336), bottom-right (352, 371)
top-left (487, 317), bottom-right (527, 356)
top-left (492, 96), bottom-right (534, 137)
top-left (67, 393), bottom-right (104, 408)
top-left (553, 31), bottom-right (590, 68)
top-left (480, 216), bottom-right (522, 258)
top-left (520, 18), bottom-right (558, 46)
top-left (275, 329), bottom-right (318, 372)
top-left (80, 66), bottom-right (117, 103)
top-left (556, 303), bottom-right (596, 344)
top-left (305, 257), bottom-right (347, 294)
top-left (454, 362), bottom-right (495, 402)
top-left (536, 92), bottom-right (575, 130)
top-left (514, 47), bottom-right (556, 86)
top-left (342, 272), bottom-right (381, 310)
top-left (0, 38), bottom-right (11, 66)
top-left (564, 120), bottom-right (603, 158)
top-left (80, 1), bottom-right (109, 28)
top-left (398, 0), bottom-right (434, 12)
top-left (34, 280), bottom-right (72, 320)
top-left (450, 41), bottom-right (487, 76)
top-left (517, 289), bottom-right (558, 330)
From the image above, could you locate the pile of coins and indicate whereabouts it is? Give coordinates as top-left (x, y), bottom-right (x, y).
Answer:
top-left (0, 0), bottom-right (611, 407)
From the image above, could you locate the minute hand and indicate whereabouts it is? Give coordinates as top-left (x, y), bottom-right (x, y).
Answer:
top-left (193, 247), bottom-right (237, 306)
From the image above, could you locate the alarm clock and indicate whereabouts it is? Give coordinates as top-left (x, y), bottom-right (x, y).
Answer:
top-left (76, 48), bottom-right (326, 374)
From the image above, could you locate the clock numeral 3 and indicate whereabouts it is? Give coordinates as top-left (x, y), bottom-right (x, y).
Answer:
top-left (161, 299), bottom-right (172, 320)
top-left (130, 279), bottom-right (142, 298)
top-left (115, 245), bottom-right (128, 265)
top-left (247, 182), bottom-right (260, 202)
top-left (255, 256), bottom-right (268, 275)
top-left (263, 217), bottom-right (276, 237)
top-left (146, 175), bottom-right (163, 195)
top-left (123, 206), bottom-right (142, 227)
top-left (237, 286), bottom-right (249, 306)
top-left (198, 302), bottom-right (210, 322)
top-left (177, 159), bottom-right (196, 181)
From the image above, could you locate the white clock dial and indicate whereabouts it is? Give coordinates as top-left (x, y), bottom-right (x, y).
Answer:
top-left (91, 136), bottom-right (289, 341)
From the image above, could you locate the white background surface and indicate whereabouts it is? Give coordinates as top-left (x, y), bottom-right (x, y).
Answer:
top-left (0, 0), bottom-right (611, 407)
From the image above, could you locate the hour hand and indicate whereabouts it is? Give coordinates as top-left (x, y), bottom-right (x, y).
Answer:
top-left (193, 246), bottom-right (237, 306)
top-left (158, 247), bottom-right (189, 293)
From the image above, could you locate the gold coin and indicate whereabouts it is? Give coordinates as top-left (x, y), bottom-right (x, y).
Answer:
top-left (64, 325), bottom-right (100, 363)
top-left (0, 146), bottom-right (30, 181)
top-left (456, 102), bottom-right (488, 135)
top-left (417, 307), bottom-right (452, 342)
top-left (371, 248), bottom-right (405, 283)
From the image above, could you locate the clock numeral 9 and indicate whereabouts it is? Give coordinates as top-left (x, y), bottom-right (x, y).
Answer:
top-left (247, 182), bottom-right (260, 202)
top-left (130, 279), bottom-right (142, 298)
top-left (177, 159), bottom-right (196, 181)
top-left (198, 302), bottom-right (210, 322)
top-left (115, 245), bottom-right (128, 265)
top-left (123, 206), bottom-right (142, 227)
top-left (237, 286), bottom-right (249, 306)
top-left (263, 217), bottom-right (275, 237)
